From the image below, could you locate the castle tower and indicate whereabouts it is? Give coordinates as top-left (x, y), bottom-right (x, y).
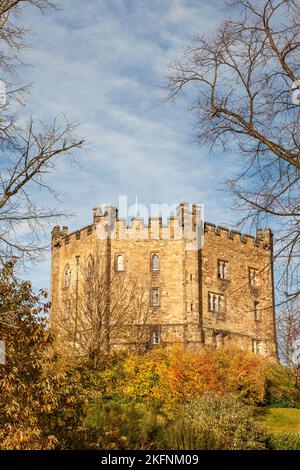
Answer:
top-left (50, 202), bottom-right (277, 358)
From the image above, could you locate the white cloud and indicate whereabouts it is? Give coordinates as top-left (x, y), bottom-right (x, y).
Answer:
top-left (10, 0), bottom-right (243, 289)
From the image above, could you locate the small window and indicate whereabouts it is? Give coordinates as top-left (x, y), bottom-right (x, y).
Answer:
top-left (150, 325), bottom-right (161, 346)
top-left (116, 254), bottom-right (124, 272)
top-left (214, 332), bottom-right (228, 349)
top-left (62, 300), bottom-right (70, 320)
top-left (208, 292), bottom-right (225, 313)
top-left (252, 339), bottom-right (261, 355)
top-left (249, 268), bottom-right (258, 287)
top-left (151, 254), bottom-right (159, 272)
top-left (64, 264), bottom-right (71, 288)
top-left (218, 260), bottom-right (229, 280)
top-left (87, 256), bottom-right (95, 278)
top-left (254, 301), bottom-right (261, 322)
top-left (151, 287), bottom-right (160, 307)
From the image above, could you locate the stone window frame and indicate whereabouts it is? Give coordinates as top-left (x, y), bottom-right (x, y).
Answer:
top-left (149, 324), bottom-right (161, 346)
top-left (217, 259), bottom-right (230, 280)
top-left (86, 254), bottom-right (95, 279)
top-left (150, 252), bottom-right (160, 273)
top-left (115, 253), bottom-right (125, 272)
top-left (249, 267), bottom-right (259, 288)
top-left (63, 264), bottom-right (72, 289)
top-left (62, 299), bottom-right (71, 321)
top-left (252, 338), bottom-right (261, 355)
top-left (150, 286), bottom-right (161, 308)
top-left (254, 300), bottom-right (262, 322)
top-left (208, 291), bottom-right (225, 314)
top-left (213, 330), bottom-right (229, 349)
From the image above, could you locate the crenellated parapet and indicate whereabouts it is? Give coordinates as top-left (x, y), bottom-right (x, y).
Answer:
top-left (51, 203), bottom-right (272, 251)
top-left (51, 202), bottom-right (204, 248)
top-left (204, 222), bottom-right (272, 250)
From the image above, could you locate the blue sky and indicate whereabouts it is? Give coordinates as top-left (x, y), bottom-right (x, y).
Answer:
top-left (15, 0), bottom-right (243, 290)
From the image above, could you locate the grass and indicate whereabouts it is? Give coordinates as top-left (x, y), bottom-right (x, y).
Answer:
top-left (254, 407), bottom-right (300, 433)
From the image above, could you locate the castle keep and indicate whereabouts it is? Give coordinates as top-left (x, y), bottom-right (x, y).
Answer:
top-left (50, 202), bottom-right (277, 358)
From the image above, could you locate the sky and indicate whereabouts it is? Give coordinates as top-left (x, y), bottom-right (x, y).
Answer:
top-left (13, 0), bottom-right (244, 290)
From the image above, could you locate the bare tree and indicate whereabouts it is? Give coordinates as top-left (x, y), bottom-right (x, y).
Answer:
top-left (277, 301), bottom-right (300, 387)
top-left (0, 0), bottom-right (84, 263)
top-left (56, 250), bottom-right (153, 366)
top-left (164, 0), bottom-right (300, 303)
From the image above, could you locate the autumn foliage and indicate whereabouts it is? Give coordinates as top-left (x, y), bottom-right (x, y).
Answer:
top-left (0, 262), bottom-right (90, 450)
top-left (120, 346), bottom-right (269, 411)
top-left (0, 262), bottom-right (291, 450)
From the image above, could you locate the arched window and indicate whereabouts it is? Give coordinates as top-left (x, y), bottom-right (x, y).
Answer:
top-left (151, 254), bottom-right (159, 272)
top-left (116, 254), bottom-right (124, 272)
top-left (87, 255), bottom-right (94, 278)
top-left (64, 264), bottom-right (71, 288)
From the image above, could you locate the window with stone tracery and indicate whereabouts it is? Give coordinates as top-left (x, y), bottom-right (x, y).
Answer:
top-left (208, 292), bottom-right (225, 313)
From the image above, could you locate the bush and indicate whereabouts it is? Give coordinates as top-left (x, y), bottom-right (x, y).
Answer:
top-left (121, 346), bottom-right (268, 413)
top-left (85, 400), bottom-right (164, 449)
top-left (158, 393), bottom-right (267, 450)
top-left (267, 432), bottom-right (300, 450)
top-left (265, 364), bottom-right (300, 408)
top-left (0, 263), bottom-right (91, 450)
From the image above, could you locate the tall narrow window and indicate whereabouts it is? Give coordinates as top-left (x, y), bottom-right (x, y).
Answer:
top-left (64, 264), bottom-right (71, 288)
top-left (62, 300), bottom-right (70, 320)
top-left (218, 295), bottom-right (224, 313)
top-left (151, 254), bottom-right (159, 272)
top-left (151, 287), bottom-right (160, 307)
top-left (116, 254), bottom-right (124, 272)
top-left (252, 339), bottom-right (261, 355)
top-left (212, 294), bottom-right (217, 312)
top-left (249, 268), bottom-right (258, 287)
top-left (150, 325), bottom-right (161, 346)
top-left (218, 260), bottom-right (229, 279)
top-left (87, 256), bottom-right (94, 278)
top-left (254, 301), bottom-right (261, 321)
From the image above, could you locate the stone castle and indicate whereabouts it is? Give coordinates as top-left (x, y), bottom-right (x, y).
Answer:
top-left (50, 202), bottom-right (277, 358)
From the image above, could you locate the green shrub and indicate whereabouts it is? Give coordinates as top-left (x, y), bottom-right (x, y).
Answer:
top-left (85, 400), bottom-right (163, 449)
top-left (267, 432), bottom-right (300, 450)
top-left (158, 393), bottom-right (267, 450)
top-left (265, 365), bottom-right (300, 408)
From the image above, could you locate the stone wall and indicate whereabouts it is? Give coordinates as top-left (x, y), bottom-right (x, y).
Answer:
top-left (50, 203), bottom-right (277, 358)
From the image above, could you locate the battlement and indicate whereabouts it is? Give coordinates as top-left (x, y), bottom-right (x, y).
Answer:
top-left (51, 203), bottom-right (272, 251)
top-left (204, 222), bottom-right (272, 249)
top-left (51, 202), bottom-right (203, 246)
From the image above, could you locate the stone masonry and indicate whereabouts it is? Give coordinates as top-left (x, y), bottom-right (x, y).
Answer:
top-left (50, 202), bottom-right (278, 358)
